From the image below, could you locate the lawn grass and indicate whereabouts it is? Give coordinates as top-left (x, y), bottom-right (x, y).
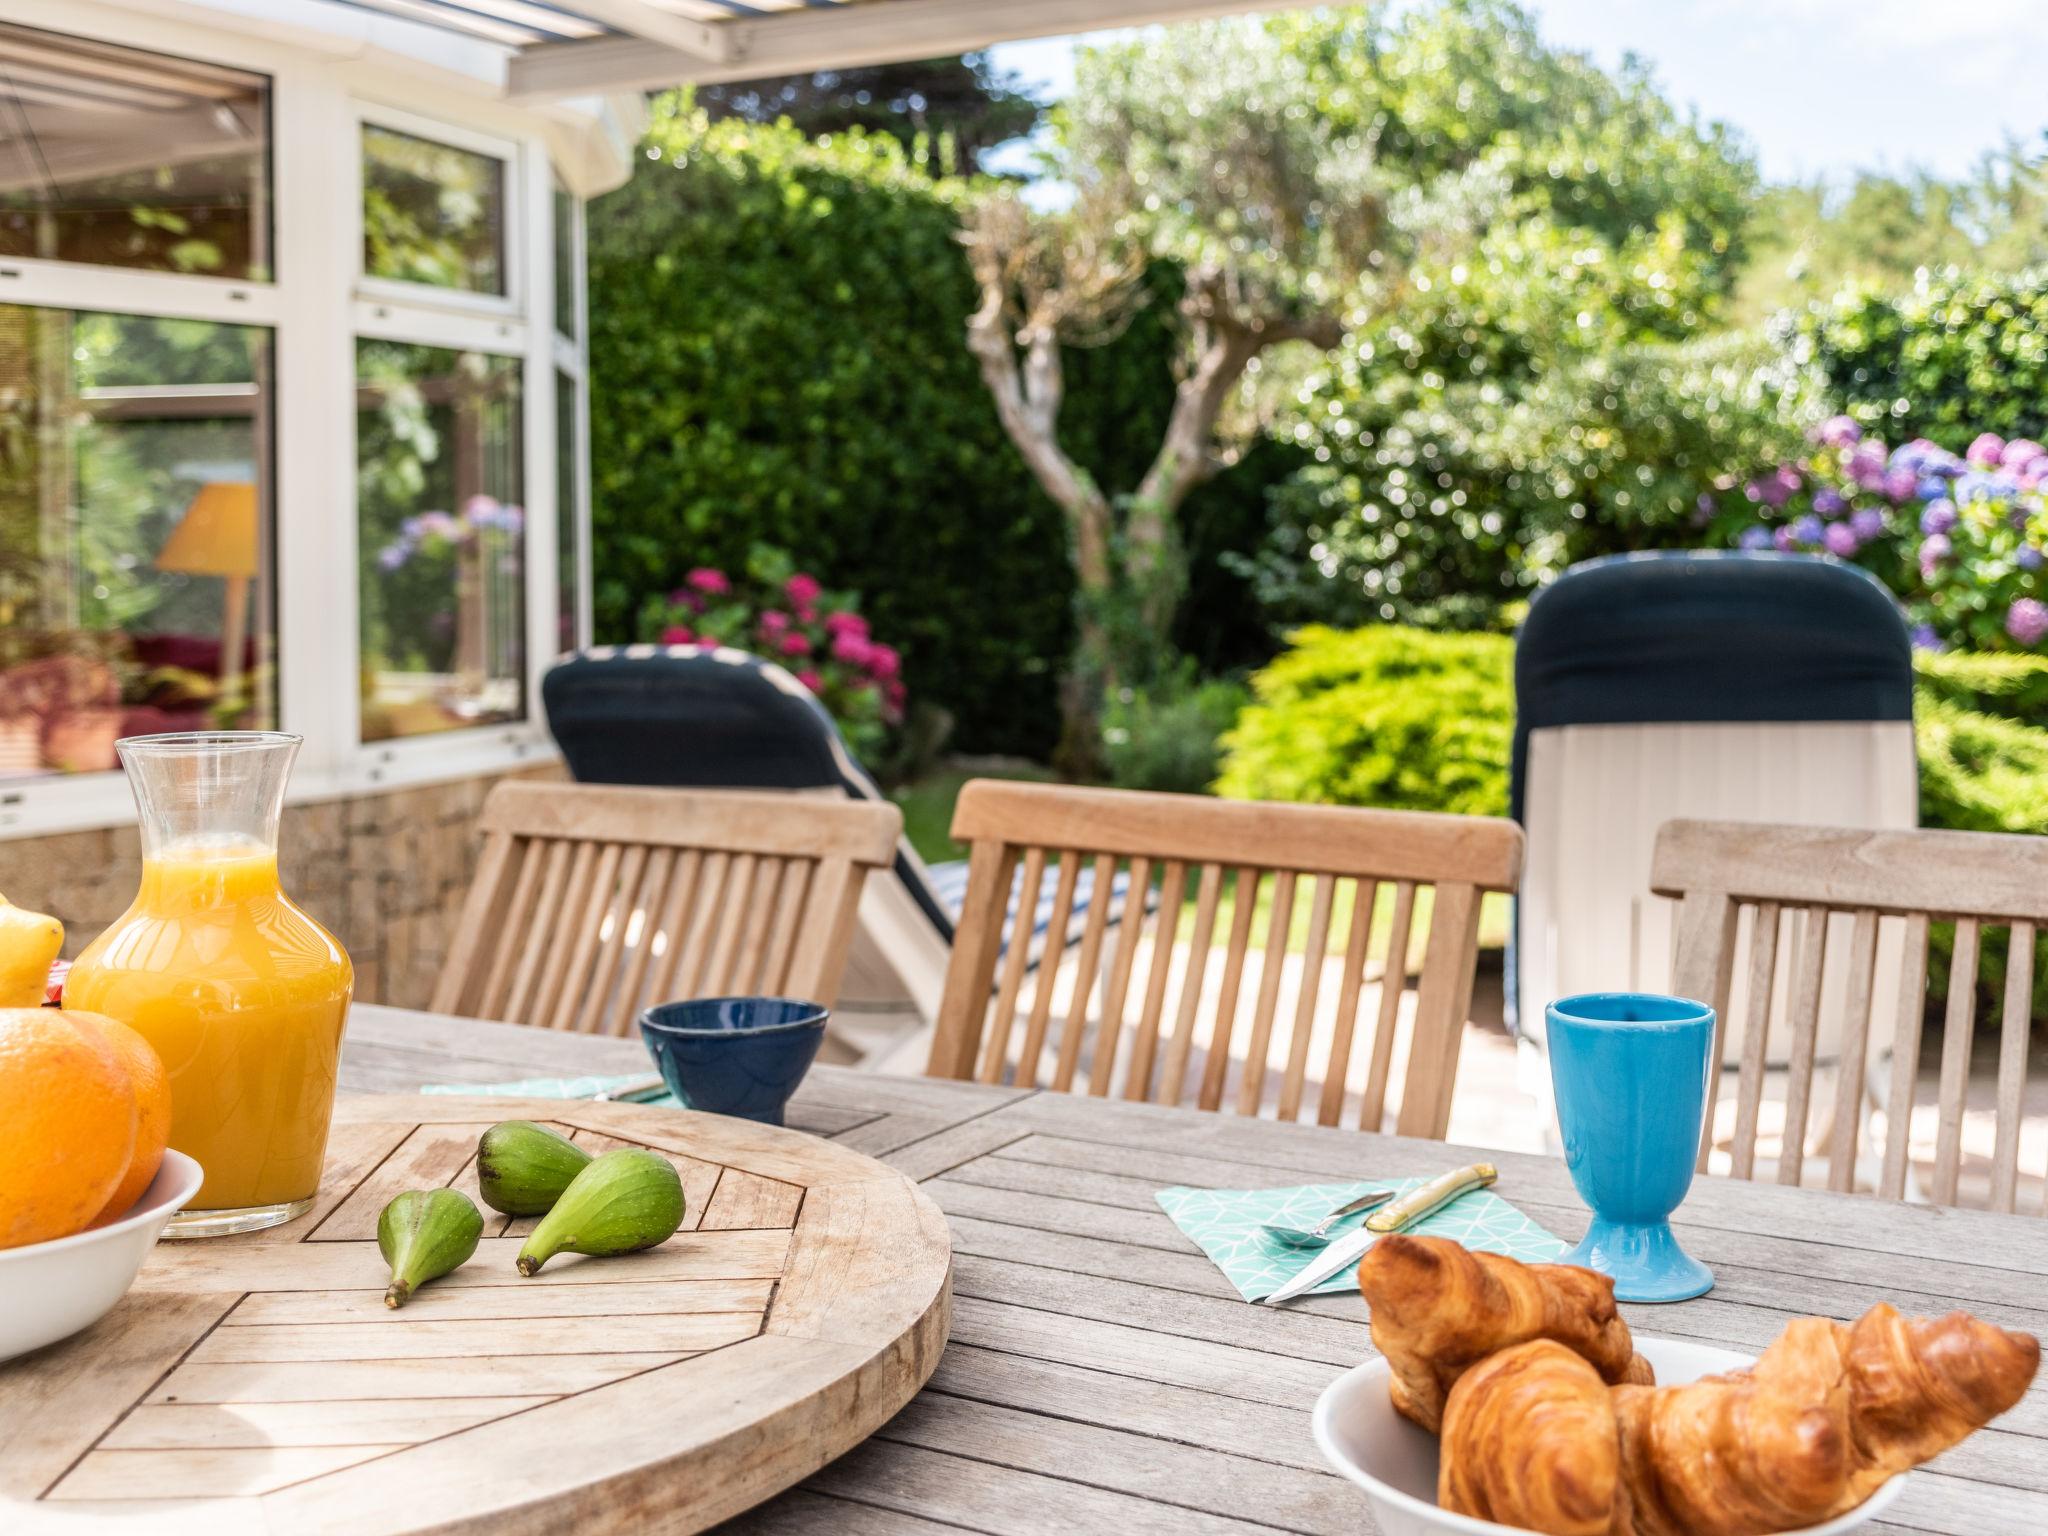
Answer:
top-left (889, 763), bottom-right (1510, 956)
top-left (889, 760), bottom-right (1057, 865)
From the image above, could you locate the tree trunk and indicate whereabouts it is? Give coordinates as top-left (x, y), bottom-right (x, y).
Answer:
top-left (966, 291), bottom-right (1114, 775)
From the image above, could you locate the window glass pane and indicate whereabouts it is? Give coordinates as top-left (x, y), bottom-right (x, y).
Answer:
top-left (357, 340), bottom-right (524, 741)
top-left (555, 368), bottom-right (580, 652)
top-left (553, 180), bottom-right (577, 339)
top-left (0, 23), bottom-right (270, 280)
top-left (0, 303), bottom-right (274, 778)
top-left (362, 124), bottom-right (506, 295)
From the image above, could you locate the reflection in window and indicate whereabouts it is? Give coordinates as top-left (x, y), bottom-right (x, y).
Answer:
top-left (362, 124), bottom-right (506, 295)
top-left (553, 180), bottom-right (578, 339)
top-left (555, 369), bottom-right (580, 653)
top-left (357, 341), bottom-right (524, 742)
top-left (0, 304), bottom-right (274, 778)
top-left (0, 23), bottom-right (271, 279)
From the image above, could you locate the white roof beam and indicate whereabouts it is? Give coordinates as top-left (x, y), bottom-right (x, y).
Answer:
top-left (546, 0), bottom-right (732, 61)
top-left (507, 0), bottom-right (1323, 103)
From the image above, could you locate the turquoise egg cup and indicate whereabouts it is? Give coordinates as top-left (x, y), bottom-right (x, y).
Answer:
top-left (1547, 992), bottom-right (1716, 1304)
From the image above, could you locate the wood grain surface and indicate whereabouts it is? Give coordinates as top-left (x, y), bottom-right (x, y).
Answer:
top-left (21, 1005), bottom-right (2035, 1535)
top-left (0, 1089), bottom-right (951, 1536)
top-left (319, 1005), bottom-right (2048, 1535)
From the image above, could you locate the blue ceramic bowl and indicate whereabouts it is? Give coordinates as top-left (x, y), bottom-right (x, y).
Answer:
top-left (638, 997), bottom-right (829, 1126)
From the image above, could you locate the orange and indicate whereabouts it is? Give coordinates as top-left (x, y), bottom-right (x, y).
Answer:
top-left (0, 1009), bottom-right (138, 1248)
top-left (91, 1017), bottom-right (172, 1224)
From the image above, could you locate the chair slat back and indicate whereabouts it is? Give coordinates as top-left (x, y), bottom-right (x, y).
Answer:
top-left (927, 782), bottom-right (1524, 1140)
top-left (434, 782), bottom-right (901, 1032)
top-left (1653, 818), bottom-right (2048, 1212)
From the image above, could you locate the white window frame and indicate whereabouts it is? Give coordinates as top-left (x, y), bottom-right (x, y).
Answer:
top-left (0, 0), bottom-right (596, 841)
top-left (353, 102), bottom-right (525, 323)
top-left (552, 180), bottom-right (592, 653)
top-left (347, 100), bottom-right (552, 782)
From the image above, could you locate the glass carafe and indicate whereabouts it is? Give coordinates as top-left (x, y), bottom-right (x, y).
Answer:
top-left (67, 733), bottom-right (353, 1236)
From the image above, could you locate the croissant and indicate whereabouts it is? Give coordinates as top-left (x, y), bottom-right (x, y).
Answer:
top-left (1438, 1304), bottom-right (2039, 1536)
top-left (1438, 1342), bottom-right (1624, 1536)
top-left (1356, 1233), bottom-right (1654, 1432)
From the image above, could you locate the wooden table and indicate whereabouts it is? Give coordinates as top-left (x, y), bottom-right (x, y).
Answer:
top-left (344, 1004), bottom-right (2048, 1535)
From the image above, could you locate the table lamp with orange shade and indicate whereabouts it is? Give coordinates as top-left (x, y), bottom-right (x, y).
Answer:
top-left (156, 482), bottom-right (259, 713)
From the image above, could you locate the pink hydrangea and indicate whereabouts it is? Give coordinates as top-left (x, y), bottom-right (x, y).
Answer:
top-left (785, 573), bottom-right (823, 609)
top-left (661, 625), bottom-right (694, 645)
top-left (830, 632), bottom-right (873, 666)
top-left (2007, 598), bottom-right (2048, 647)
top-left (757, 610), bottom-right (791, 637)
top-left (865, 643), bottom-right (901, 680)
top-left (823, 610), bottom-right (869, 639)
top-left (1968, 433), bottom-right (2007, 467)
top-left (794, 669), bottom-right (824, 693)
top-left (685, 567), bottom-right (730, 595)
top-left (778, 630), bottom-right (812, 658)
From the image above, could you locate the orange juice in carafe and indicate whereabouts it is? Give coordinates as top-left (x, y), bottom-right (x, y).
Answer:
top-left (65, 734), bottom-right (351, 1237)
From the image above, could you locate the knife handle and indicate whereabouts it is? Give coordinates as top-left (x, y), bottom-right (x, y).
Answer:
top-left (1364, 1163), bottom-right (1497, 1233)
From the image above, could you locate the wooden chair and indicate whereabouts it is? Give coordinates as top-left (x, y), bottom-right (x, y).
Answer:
top-left (926, 781), bottom-right (1525, 1139)
top-left (433, 781), bottom-right (902, 1033)
top-left (1654, 818), bottom-right (2048, 1212)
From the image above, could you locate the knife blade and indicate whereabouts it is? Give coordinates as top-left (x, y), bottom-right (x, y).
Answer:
top-left (1255, 1163), bottom-right (1498, 1304)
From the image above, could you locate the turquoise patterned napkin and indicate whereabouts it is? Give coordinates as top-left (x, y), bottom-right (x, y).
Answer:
top-left (1156, 1178), bottom-right (1567, 1301)
top-left (422, 1073), bottom-right (677, 1104)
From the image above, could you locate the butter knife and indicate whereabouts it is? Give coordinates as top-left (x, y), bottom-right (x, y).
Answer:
top-left (1255, 1163), bottom-right (1498, 1304)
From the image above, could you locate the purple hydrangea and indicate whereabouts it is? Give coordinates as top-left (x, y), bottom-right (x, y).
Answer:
top-left (2007, 598), bottom-right (2048, 647)
top-left (1817, 415), bottom-right (1863, 448)
top-left (1736, 525), bottom-right (1773, 551)
top-left (2001, 439), bottom-right (2044, 470)
top-left (1822, 522), bottom-right (1860, 557)
top-left (1847, 440), bottom-right (1888, 482)
top-left (1773, 526), bottom-right (1799, 553)
top-left (1910, 623), bottom-right (1944, 652)
top-left (1790, 514), bottom-right (1825, 544)
top-left (1916, 476), bottom-right (1951, 502)
top-left (1920, 500), bottom-right (1958, 536)
top-left (1968, 432), bottom-right (2007, 467)
top-left (1812, 488), bottom-right (1847, 516)
top-left (1747, 467), bottom-right (1800, 508)
top-left (1921, 532), bottom-right (1953, 566)
top-left (1849, 508), bottom-right (1886, 540)
top-left (1883, 468), bottom-right (1918, 501)
top-left (2020, 545), bottom-right (2046, 572)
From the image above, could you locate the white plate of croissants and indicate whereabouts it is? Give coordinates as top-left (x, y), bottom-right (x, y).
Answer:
top-left (1313, 1234), bottom-right (2041, 1536)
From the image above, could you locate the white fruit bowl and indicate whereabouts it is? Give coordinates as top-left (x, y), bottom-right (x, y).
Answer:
top-left (1313, 1334), bottom-right (1906, 1536)
top-left (0, 1150), bottom-right (203, 1362)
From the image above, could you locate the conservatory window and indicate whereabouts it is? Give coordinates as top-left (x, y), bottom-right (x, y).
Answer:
top-left (0, 23), bottom-right (271, 281)
top-left (362, 123), bottom-right (508, 297)
top-left (0, 304), bottom-right (275, 779)
top-left (356, 340), bottom-right (525, 742)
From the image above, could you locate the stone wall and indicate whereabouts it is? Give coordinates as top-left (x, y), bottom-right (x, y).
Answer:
top-left (0, 764), bottom-right (558, 1009)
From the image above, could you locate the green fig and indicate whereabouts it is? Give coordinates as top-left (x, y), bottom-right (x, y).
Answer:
top-left (378, 1188), bottom-right (484, 1309)
top-left (476, 1120), bottom-right (593, 1216)
top-left (515, 1149), bottom-right (684, 1276)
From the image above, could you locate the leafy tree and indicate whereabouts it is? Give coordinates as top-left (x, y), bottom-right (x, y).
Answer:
top-left (695, 54), bottom-right (1042, 175)
top-left (1242, 0), bottom-right (1764, 634)
top-left (962, 0), bottom-right (1760, 763)
top-left (1736, 137), bottom-right (2048, 324)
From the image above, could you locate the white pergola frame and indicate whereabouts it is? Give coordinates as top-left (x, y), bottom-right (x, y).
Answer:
top-left (506, 0), bottom-right (1324, 102)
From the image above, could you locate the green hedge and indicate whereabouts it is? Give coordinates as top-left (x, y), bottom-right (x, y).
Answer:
top-left (1215, 625), bottom-right (1513, 815)
top-left (586, 99), bottom-right (1291, 757)
top-left (1216, 623), bottom-right (2048, 841)
top-left (1797, 267), bottom-right (2048, 444)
